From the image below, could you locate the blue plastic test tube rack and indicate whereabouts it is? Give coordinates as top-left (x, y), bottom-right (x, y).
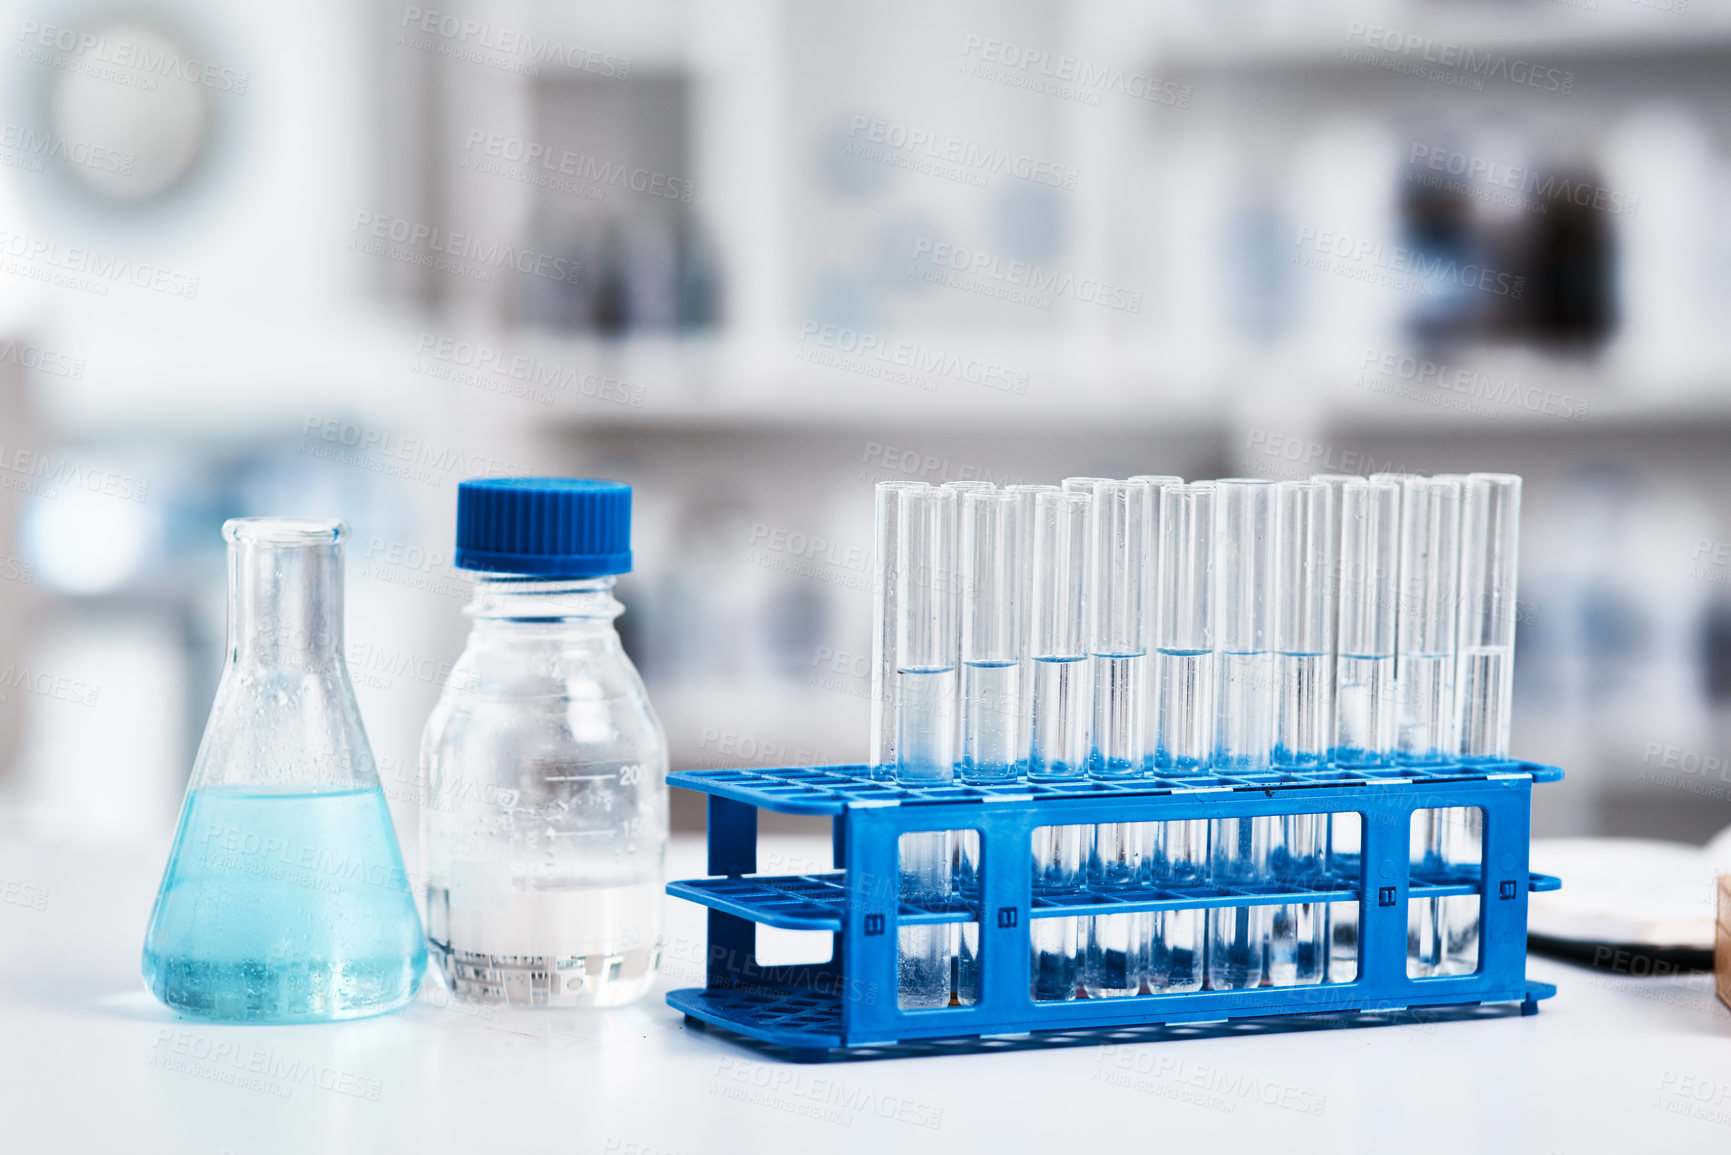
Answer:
top-left (666, 760), bottom-right (1561, 1062)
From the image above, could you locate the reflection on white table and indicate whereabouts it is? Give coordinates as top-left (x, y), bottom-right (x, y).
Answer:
top-left (1, 832), bottom-right (1729, 1154)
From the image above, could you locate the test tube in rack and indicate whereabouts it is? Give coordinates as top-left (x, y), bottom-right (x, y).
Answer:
top-left (1275, 479), bottom-right (1337, 768)
top-left (1209, 479), bottom-right (1276, 991)
top-left (1395, 475), bottom-right (1463, 764)
top-left (1432, 473), bottom-right (1522, 977)
top-left (1027, 487), bottom-right (1091, 1000)
top-left (955, 487), bottom-right (1019, 1003)
top-left (1081, 479), bottom-right (1150, 998)
top-left (1003, 484), bottom-right (1057, 783)
top-left (871, 481), bottom-right (927, 781)
top-left (1150, 482), bottom-right (1213, 994)
top-left (888, 484), bottom-right (957, 1008)
top-left (1394, 474), bottom-right (1462, 978)
top-left (1328, 474), bottom-right (1400, 766)
top-left (959, 490), bottom-right (1022, 782)
top-left (1028, 488), bottom-right (1092, 779)
top-left (1272, 479), bottom-right (1334, 986)
top-left (1131, 475), bottom-right (1184, 776)
top-left (1318, 473), bottom-right (1396, 965)
top-left (1457, 474), bottom-right (1521, 761)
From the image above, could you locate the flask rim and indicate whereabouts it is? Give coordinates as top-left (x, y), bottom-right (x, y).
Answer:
top-left (223, 517), bottom-right (345, 545)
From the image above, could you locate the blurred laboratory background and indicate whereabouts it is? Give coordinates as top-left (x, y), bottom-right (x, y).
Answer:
top-left (0, 0), bottom-right (1729, 863)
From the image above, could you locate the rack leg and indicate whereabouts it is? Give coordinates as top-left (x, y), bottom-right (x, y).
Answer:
top-left (708, 796), bottom-right (758, 877)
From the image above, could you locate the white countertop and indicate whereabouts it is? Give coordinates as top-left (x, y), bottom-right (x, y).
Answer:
top-left (3, 831), bottom-right (1729, 1155)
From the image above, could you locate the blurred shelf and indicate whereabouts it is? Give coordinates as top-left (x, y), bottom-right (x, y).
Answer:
top-left (45, 311), bottom-right (1731, 444)
top-left (513, 331), bottom-right (1226, 433)
top-left (498, 328), bottom-right (1731, 440)
top-left (1152, 7), bottom-right (1731, 76)
top-left (32, 309), bottom-right (429, 440)
top-left (1301, 342), bottom-right (1731, 436)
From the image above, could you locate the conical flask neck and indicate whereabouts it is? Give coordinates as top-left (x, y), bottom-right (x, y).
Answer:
top-left (195, 518), bottom-right (376, 794)
top-left (226, 520), bottom-right (345, 670)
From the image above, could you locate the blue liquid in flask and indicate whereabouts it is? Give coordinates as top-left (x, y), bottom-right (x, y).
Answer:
top-left (142, 785), bottom-right (426, 1023)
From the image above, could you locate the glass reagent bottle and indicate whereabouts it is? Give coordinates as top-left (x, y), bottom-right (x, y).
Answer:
top-left (422, 479), bottom-right (668, 1007)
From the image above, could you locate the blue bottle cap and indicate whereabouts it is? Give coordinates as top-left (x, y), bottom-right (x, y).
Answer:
top-left (455, 478), bottom-right (632, 577)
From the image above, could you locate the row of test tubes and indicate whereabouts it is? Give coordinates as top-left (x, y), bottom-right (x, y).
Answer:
top-left (870, 472), bottom-right (1522, 1006)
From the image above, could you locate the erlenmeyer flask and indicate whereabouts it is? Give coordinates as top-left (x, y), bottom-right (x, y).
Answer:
top-left (142, 518), bottom-right (426, 1022)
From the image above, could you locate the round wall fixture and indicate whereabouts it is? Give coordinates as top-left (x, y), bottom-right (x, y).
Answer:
top-left (47, 21), bottom-right (212, 203)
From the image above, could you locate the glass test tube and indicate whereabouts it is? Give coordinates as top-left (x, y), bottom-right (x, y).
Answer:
top-left (1087, 480), bottom-right (1150, 778)
top-left (1328, 475), bottom-right (1400, 766)
top-left (1150, 482), bottom-right (1213, 994)
top-left (1271, 480), bottom-right (1334, 987)
top-left (1275, 480), bottom-right (1337, 768)
top-left (1004, 486), bottom-right (1056, 775)
top-left (1394, 475), bottom-right (1462, 978)
top-left (1308, 474), bottom-right (1377, 983)
top-left (1131, 476), bottom-right (1184, 775)
top-left (1456, 474), bottom-right (1521, 760)
top-left (871, 482), bottom-right (927, 780)
top-left (1155, 484), bottom-right (1215, 775)
top-left (1027, 488), bottom-right (1090, 1000)
top-left (1029, 488), bottom-right (1093, 777)
top-left (892, 485), bottom-right (957, 1008)
top-left (1395, 476), bottom-right (1463, 764)
top-left (1434, 471), bottom-right (1488, 976)
top-left (1081, 479), bottom-right (1150, 998)
top-left (1132, 475), bottom-right (1182, 995)
top-left (1209, 479), bottom-right (1276, 991)
top-left (1317, 476), bottom-right (1394, 980)
top-left (1433, 473), bottom-right (1521, 978)
top-left (1310, 474), bottom-right (1359, 758)
top-left (951, 483), bottom-right (1005, 1003)
top-left (959, 491), bottom-right (1022, 781)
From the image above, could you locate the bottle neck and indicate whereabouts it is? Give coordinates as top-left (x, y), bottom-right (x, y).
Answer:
top-left (465, 574), bottom-right (623, 625)
top-left (230, 538), bottom-right (344, 669)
